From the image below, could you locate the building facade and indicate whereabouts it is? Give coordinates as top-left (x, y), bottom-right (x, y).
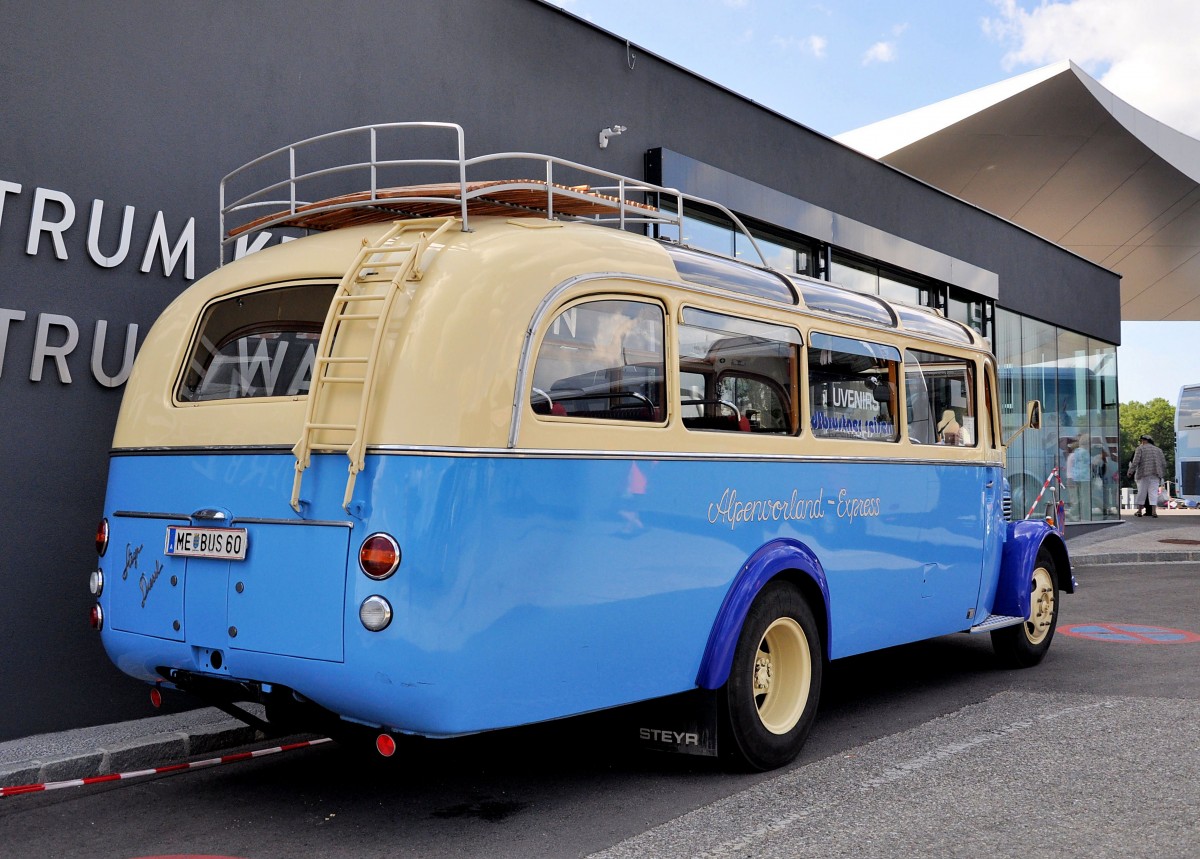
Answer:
top-left (0, 0), bottom-right (1118, 741)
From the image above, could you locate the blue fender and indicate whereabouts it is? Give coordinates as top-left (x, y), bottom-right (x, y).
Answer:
top-left (695, 538), bottom-right (830, 690)
top-left (993, 519), bottom-right (1074, 618)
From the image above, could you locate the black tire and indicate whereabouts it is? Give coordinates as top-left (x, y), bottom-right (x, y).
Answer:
top-left (991, 548), bottom-right (1060, 668)
top-left (719, 581), bottom-right (823, 771)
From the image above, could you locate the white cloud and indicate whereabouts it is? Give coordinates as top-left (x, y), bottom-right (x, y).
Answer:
top-left (862, 41), bottom-right (897, 65)
top-left (985, 0), bottom-right (1200, 137)
top-left (771, 34), bottom-right (827, 58)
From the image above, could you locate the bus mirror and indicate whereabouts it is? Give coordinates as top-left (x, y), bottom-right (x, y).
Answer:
top-left (1026, 400), bottom-right (1041, 430)
top-left (1003, 399), bottom-right (1043, 447)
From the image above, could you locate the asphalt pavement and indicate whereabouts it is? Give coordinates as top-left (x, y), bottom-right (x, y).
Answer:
top-left (3, 506), bottom-right (1198, 796)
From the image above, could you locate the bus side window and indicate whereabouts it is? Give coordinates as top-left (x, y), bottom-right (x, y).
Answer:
top-left (678, 307), bottom-right (801, 434)
top-left (529, 299), bottom-right (665, 422)
top-left (904, 348), bottom-right (976, 447)
top-left (808, 333), bottom-right (900, 442)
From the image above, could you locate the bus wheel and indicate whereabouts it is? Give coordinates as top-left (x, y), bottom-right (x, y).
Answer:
top-left (991, 549), bottom-right (1059, 668)
top-left (719, 582), bottom-right (822, 771)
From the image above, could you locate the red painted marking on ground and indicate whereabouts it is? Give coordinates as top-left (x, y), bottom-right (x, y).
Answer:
top-left (1059, 623), bottom-right (1200, 644)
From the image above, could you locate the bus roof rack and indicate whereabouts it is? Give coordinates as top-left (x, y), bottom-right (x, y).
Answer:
top-left (219, 121), bottom-right (770, 267)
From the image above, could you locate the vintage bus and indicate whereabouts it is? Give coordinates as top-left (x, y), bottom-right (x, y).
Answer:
top-left (89, 123), bottom-right (1071, 771)
top-left (1176, 384), bottom-right (1200, 505)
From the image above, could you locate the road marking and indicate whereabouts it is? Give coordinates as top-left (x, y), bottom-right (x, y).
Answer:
top-left (1059, 623), bottom-right (1200, 644)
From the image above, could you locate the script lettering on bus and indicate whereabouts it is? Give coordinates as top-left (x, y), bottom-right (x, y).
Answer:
top-left (139, 560), bottom-right (163, 608)
top-left (122, 542), bottom-right (143, 581)
top-left (707, 487), bottom-right (882, 530)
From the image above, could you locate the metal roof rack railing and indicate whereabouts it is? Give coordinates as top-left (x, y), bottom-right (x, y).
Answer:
top-left (218, 121), bottom-right (769, 267)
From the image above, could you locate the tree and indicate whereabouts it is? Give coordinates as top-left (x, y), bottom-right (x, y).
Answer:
top-left (1118, 398), bottom-right (1175, 488)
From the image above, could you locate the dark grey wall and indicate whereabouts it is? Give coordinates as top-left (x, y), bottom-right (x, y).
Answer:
top-left (0, 0), bottom-right (1118, 741)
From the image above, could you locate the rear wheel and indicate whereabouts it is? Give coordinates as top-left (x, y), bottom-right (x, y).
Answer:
top-left (719, 582), bottom-right (822, 771)
top-left (992, 549), bottom-right (1059, 667)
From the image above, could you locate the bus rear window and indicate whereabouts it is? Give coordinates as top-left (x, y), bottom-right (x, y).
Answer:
top-left (177, 283), bottom-right (336, 402)
top-left (530, 299), bottom-right (666, 422)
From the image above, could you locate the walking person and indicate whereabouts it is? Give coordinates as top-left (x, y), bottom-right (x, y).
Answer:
top-left (1127, 434), bottom-right (1167, 518)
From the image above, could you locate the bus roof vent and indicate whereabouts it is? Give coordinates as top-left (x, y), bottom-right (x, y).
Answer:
top-left (893, 304), bottom-right (973, 344)
top-left (665, 246), bottom-right (796, 304)
top-left (790, 277), bottom-right (896, 327)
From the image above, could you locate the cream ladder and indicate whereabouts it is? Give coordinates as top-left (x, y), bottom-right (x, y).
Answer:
top-left (290, 218), bottom-right (458, 513)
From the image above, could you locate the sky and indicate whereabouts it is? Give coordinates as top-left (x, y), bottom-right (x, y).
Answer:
top-left (557, 0), bottom-right (1200, 406)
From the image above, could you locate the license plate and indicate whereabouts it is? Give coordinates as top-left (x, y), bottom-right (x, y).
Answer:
top-left (165, 526), bottom-right (248, 560)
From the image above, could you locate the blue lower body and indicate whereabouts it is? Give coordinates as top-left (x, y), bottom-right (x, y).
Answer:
top-left (99, 450), bottom-right (1008, 736)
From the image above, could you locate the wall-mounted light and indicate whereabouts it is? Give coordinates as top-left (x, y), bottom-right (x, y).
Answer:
top-left (599, 125), bottom-right (627, 149)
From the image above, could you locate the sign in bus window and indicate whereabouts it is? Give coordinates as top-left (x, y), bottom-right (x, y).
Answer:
top-left (530, 299), bottom-right (665, 422)
top-left (904, 349), bottom-right (977, 446)
top-left (178, 284), bottom-right (336, 402)
top-left (808, 333), bottom-right (900, 442)
top-left (678, 308), bottom-right (801, 434)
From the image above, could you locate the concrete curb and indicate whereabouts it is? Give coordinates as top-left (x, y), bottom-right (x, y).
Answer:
top-left (1070, 550), bottom-right (1200, 567)
top-left (0, 716), bottom-right (261, 790)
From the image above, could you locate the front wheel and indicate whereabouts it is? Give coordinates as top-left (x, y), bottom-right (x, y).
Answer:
top-left (991, 548), bottom-right (1060, 667)
top-left (719, 582), bottom-right (823, 771)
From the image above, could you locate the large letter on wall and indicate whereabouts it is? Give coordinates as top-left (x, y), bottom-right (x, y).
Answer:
top-left (87, 200), bottom-right (136, 268)
top-left (27, 187), bottom-right (77, 260)
top-left (140, 212), bottom-right (195, 280)
top-left (0, 308), bottom-right (27, 378)
top-left (91, 320), bottom-right (139, 387)
top-left (31, 313), bottom-right (80, 383)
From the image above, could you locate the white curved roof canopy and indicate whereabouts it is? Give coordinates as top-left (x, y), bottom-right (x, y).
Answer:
top-left (838, 61), bottom-right (1200, 322)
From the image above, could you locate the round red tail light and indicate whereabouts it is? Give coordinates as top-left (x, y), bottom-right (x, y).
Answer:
top-left (89, 604), bottom-right (104, 630)
top-left (376, 733), bottom-right (397, 757)
top-left (95, 518), bottom-right (109, 557)
top-left (359, 533), bottom-right (400, 580)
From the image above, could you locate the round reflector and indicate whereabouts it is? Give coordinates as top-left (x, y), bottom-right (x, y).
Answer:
top-left (89, 604), bottom-right (104, 631)
top-left (376, 733), bottom-right (397, 757)
top-left (95, 518), bottom-right (109, 557)
top-left (359, 595), bottom-right (393, 631)
top-left (88, 569), bottom-right (104, 597)
top-left (359, 533), bottom-right (400, 580)
top-left (150, 687), bottom-right (162, 708)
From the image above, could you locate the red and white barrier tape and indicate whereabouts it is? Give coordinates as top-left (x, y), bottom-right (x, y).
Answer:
top-left (0, 736), bottom-right (332, 798)
top-left (1024, 466), bottom-right (1063, 520)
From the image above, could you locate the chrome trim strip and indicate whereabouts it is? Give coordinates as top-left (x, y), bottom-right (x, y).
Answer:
top-left (114, 510), bottom-right (191, 521)
top-left (369, 444), bottom-right (1001, 467)
top-left (111, 446), bottom-right (293, 455)
top-left (231, 517), bottom-right (354, 528)
top-left (110, 442), bottom-right (1000, 467)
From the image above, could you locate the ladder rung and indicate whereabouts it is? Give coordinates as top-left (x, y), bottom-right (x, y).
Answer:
top-left (336, 312), bottom-right (381, 321)
top-left (317, 356), bottom-right (369, 364)
top-left (317, 376), bottom-right (366, 385)
top-left (336, 294), bottom-right (388, 303)
top-left (305, 422), bottom-right (355, 431)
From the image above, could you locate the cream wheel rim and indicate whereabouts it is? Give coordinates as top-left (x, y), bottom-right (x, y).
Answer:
top-left (1025, 566), bottom-right (1056, 645)
top-left (752, 616), bottom-right (812, 735)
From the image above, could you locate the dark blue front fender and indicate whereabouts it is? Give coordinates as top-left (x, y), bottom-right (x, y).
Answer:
top-left (994, 520), bottom-right (1073, 618)
top-left (695, 539), bottom-right (830, 690)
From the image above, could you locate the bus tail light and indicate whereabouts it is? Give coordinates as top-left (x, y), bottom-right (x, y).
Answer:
top-left (359, 533), bottom-right (400, 580)
top-left (359, 596), bottom-right (393, 631)
top-left (376, 733), bottom-right (397, 757)
top-left (89, 604), bottom-right (104, 630)
top-left (95, 518), bottom-right (109, 557)
top-left (89, 569), bottom-right (104, 597)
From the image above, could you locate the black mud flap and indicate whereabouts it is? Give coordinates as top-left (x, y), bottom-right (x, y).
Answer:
top-left (623, 688), bottom-right (719, 758)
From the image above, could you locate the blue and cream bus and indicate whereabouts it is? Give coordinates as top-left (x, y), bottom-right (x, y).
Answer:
top-left (1175, 383), bottom-right (1200, 504)
top-left (89, 123), bottom-right (1071, 771)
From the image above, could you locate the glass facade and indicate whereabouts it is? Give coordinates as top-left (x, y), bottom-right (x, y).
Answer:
top-left (995, 308), bottom-right (1119, 523)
